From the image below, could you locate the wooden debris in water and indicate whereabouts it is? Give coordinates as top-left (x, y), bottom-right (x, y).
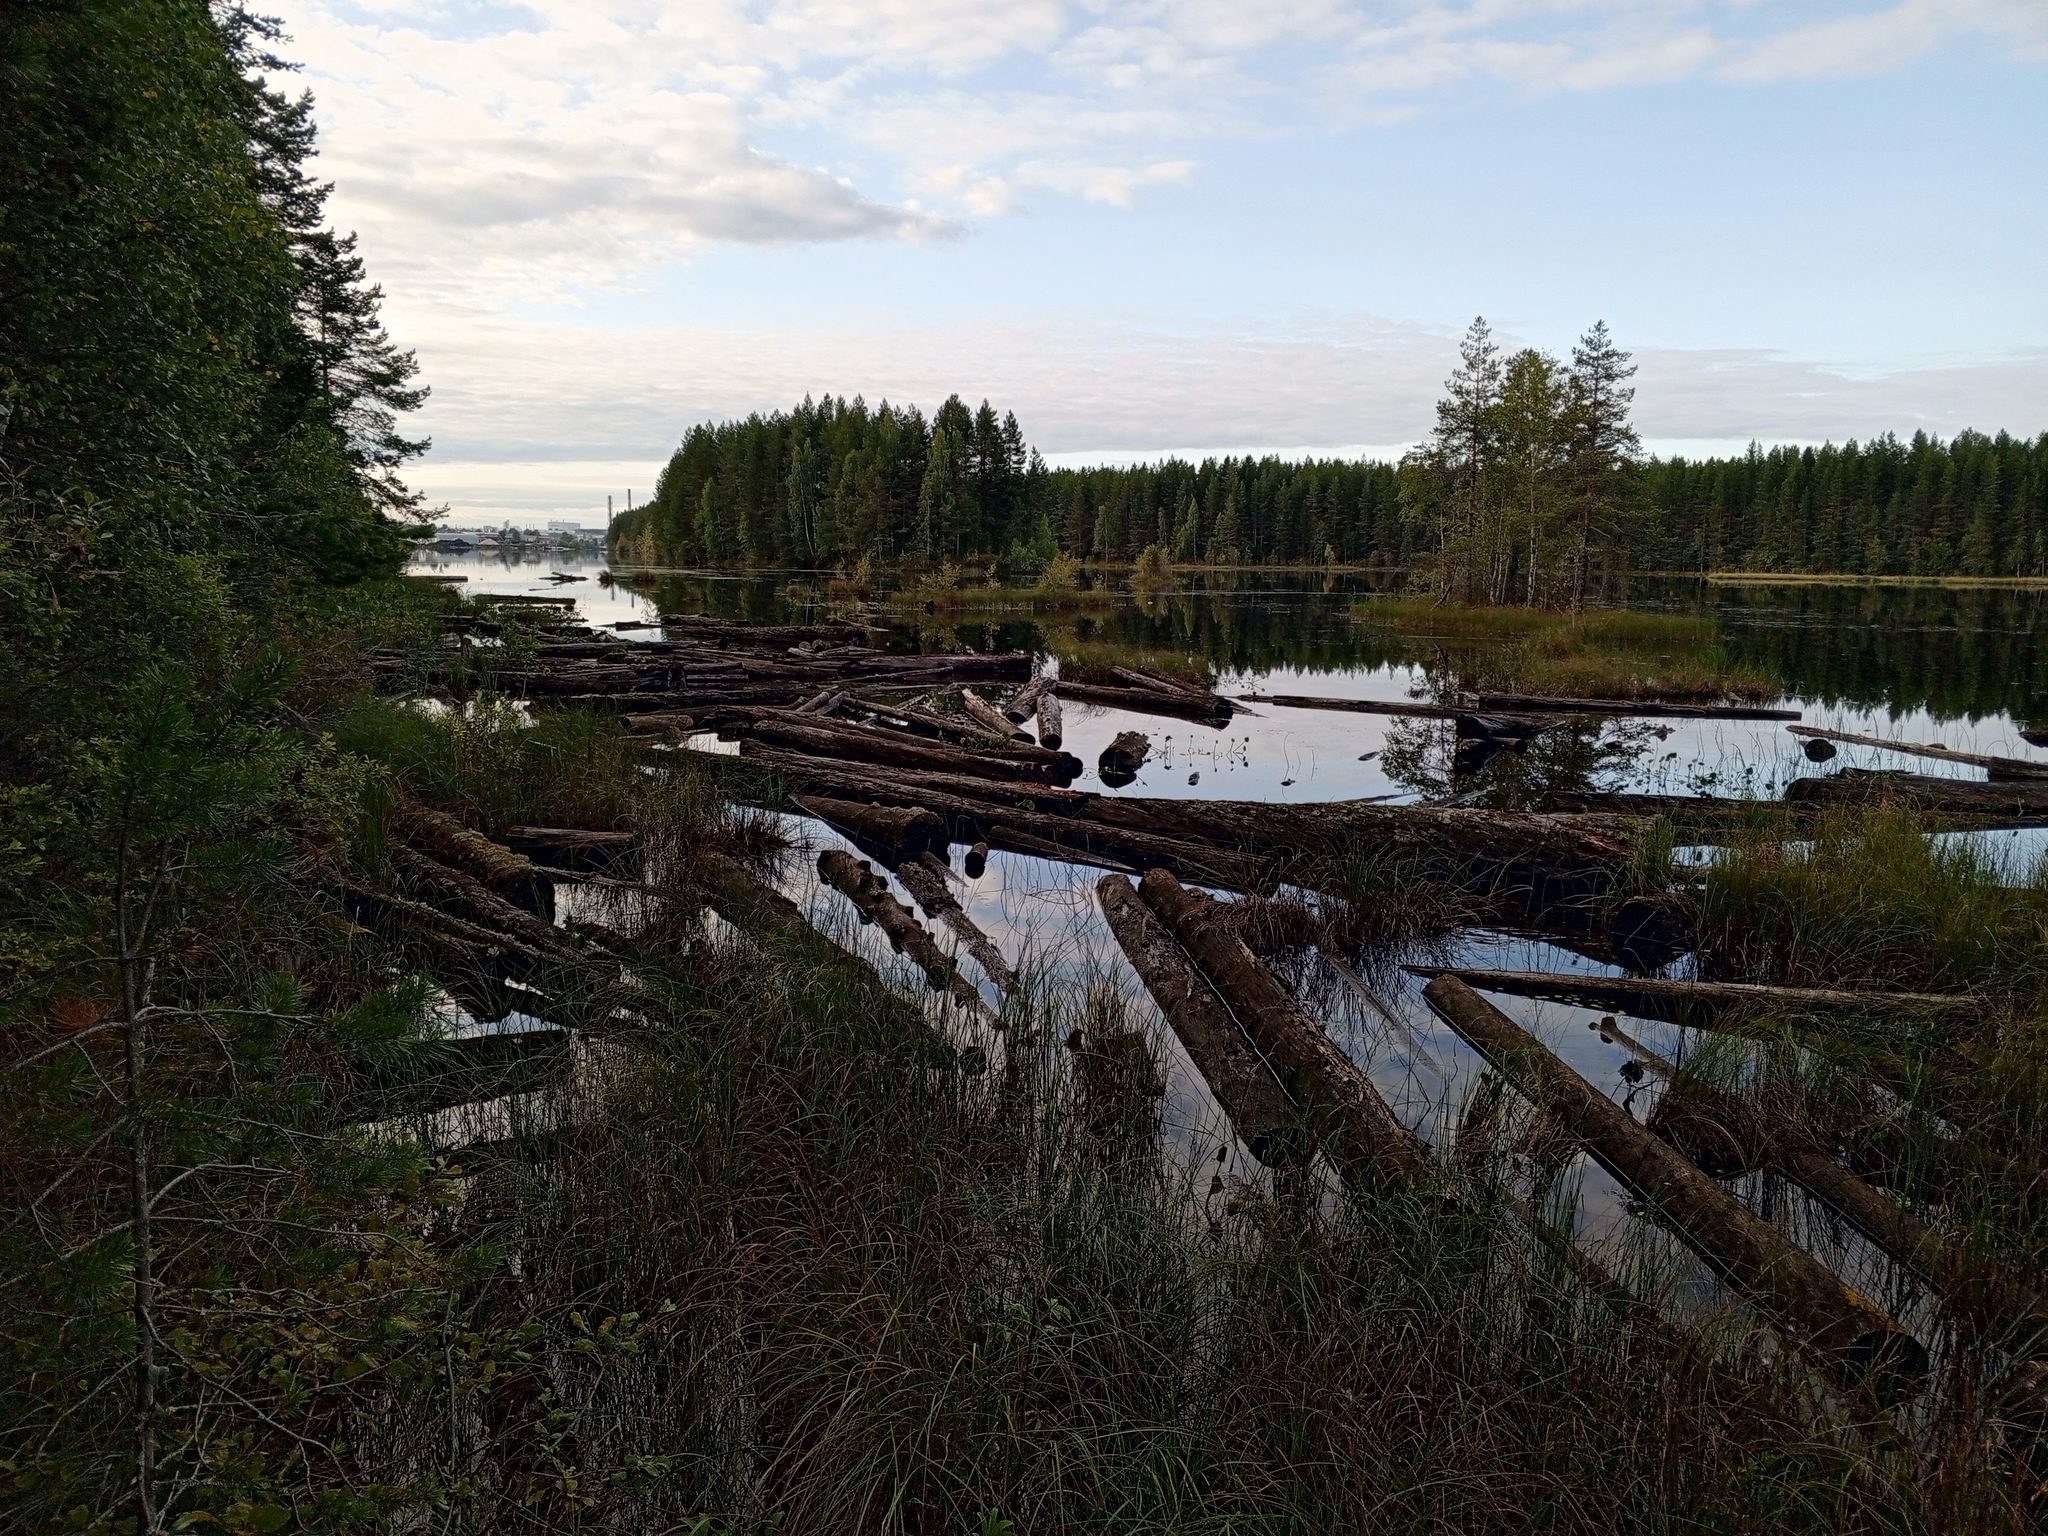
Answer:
top-left (817, 849), bottom-right (995, 1021)
top-left (793, 793), bottom-right (948, 862)
top-left (1099, 730), bottom-right (1151, 781)
top-left (1035, 690), bottom-right (1064, 749)
top-left (1421, 974), bottom-right (1925, 1393)
top-left (1788, 724), bottom-right (2048, 781)
top-left (1402, 965), bottom-right (1978, 1026)
top-left (895, 851), bottom-right (1019, 996)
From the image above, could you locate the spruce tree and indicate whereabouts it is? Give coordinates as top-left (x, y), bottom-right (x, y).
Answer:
top-left (1563, 320), bottom-right (1639, 608)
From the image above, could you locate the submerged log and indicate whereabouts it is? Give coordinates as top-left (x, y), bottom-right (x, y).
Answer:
top-left (1421, 975), bottom-right (1924, 1391)
top-left (1097, 874), bottom-right (1295, 1166)
top-left (894, 852), bottom-right (1019, 996)
top-left (1138, 870), bottom-right (1431, 1186)
top-left (1788, 724), bottom-right (2048, 781)
top-left (1788, 770), bottom-right (2048, 821)
top-left (1058, 680), bottom-right (1232, 725)
top-left (1403, 965), bottom-right (1978, 1026)
top-left (792, 794), bottom-right (948, 862)
top-left (1099, 730), bottom-right (1152, 781)
top-left (1235, 693), bottom-right (1454, 719)
top-left (392, 802), bottom-right (555, 919)
top-left (817, 849), bottom-right (993, 1018)
top-left (1035, 691), bottom-right (1064, 749)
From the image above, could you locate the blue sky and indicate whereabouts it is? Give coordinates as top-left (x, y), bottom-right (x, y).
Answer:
top-left (274, 0), bottom-right (2048, 522)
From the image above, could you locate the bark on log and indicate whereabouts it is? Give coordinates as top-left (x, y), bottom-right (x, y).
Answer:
top-left (964, 841), bottom-right (990, 878)
top-left (895, 852), bottom-right (1019, 995)
top-left (1005, 673), bottom-right (1055, 722)
top-left (1097, 874), bottom-right (1295, 1165)
top-left (817, 849), bottom-right (994, 1018)
top-left (1110, 665), bottom-right (1207, 699)
top-left (1788, 770), bottom-right (2048, 821)
top-left (961, 688), bottom-right (1030, 740)
top-left (1100, 730), bottom-right (1151, 778)
top-left (388, 846), bottom-right (576, 958)
top-left (1402, 966), bottom-right (1977, 1025)
top-left (1138, 870), bottom-right (1431, 1187)
top-left (391, 802), bottom-right (555, 918)
top-left (792, 794), bottom-right (948, 862)
top-left (1234, 693), bottom-right (1456, 718)
top-left (1788, 725), bottom-right (2048, 781)
top-left (743, 716), bottom-right (1083, 784)
top-left (621, 710), bottom-right (698, 736)
top-left (1035, 691), bottom-right (1064, 749)
top-left (1421, 974), bottom-right (1924, 1390)
top-left (1058, 681), bottom-right (1233, 725)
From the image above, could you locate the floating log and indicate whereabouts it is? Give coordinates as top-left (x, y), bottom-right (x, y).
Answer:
top-left (485, 593), bottom-right (578, 607)
top-left (1138, 870), bottom-right (1431, 1187)
top-left (1036, 691), bottom-right (1064, 749)
top-left (388, 846), bottom-right (577, 959)
top-left (1473, 693), bottom-right (1800, 720)
top-left (792, 794), bottom-right (948, 862)
top-left (1004, 673), bottom-right (1055, 722)
top-left (743, 716), bottom-right (1082, 785)
top-left (1401, 966), bottom-right (1976, 1025)
top-left (1455, 712), bottom-right (1557, 742)
top-left (1235, 693), bottom-right (1454, 718)
top-left (621, 710), bottom-right (698, 736)
top-left (391, 802), bottom-right (555, 919)
top-left (729, 748), bottom-right (1274, 889)
top-left (817, 849), bottom-right (992, 1018)
top-left (1097, 874), bottom-right (1294, 1165)
top-left (504, 826), bottom-right (638, 876)
top-left (1099, 730), bottom-right (1151, 780)
top-left (1787, 725), bottom-right (2048, 781)
top-left (964, 840), bottom-right (990, 878)
top-left (1420, 975), bottom-right (1923, 1391)
top-left (1110, 665), bottom-right (1206, 698)
top-left (1787, 770), bottom-right (2048, 821)
top-left (962, 687), bottom-right (1030, 741)
top-left (895, 852), bottom-right (1019, 996)
top-left (1534, 790), bottom-right (1784, 830)
top-left (1058, 680), bottom-right (1232, 725)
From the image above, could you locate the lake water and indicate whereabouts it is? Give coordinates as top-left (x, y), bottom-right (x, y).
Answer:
top-left (414, 548), bottom-right (2047, 1329)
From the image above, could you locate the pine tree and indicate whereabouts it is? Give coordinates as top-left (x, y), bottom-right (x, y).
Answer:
top-left (1563, 320), bottom-right (1640, 608)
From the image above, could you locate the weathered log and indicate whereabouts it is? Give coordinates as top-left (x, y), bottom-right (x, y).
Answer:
top-left (1138, 870), bottom-right (1431, 1186)
top-left (504, 826), bottom-right (638, 876)
top-left (1097, 874), bottom-right (1295, 1165)
top-left (1035, 691), bottom-right (1064, 749)
top-left (792, 794), bottom-right (948, 862)
top-left (895, 852), bottom-right (1019, 995)
top-left (961, 687), bottom-right (1031, 741)
top-left (391, 802), bottom-right (555, 919)
top-left (1100, 730), bottom-right (1152, 779)
top-left (1535, 790), bottom-right (1786, 830)
top-left (1235, 693), bottom-right (1455, 718)
top-left (1420, 975), bottom-right (1924, 1390)
top-left (1455, 711), bottom-right (1557, 742)
top-left (743, 716), bottom-right (1083, 785)
top-left (794, 686), bottom-right (841, 714)
top-left (1473, 693), bottom-right (1800, 720)
top-left (964, 840), bottom-right (990, 878)
top-left (1402, 966), bottom-right (1977, 1026)
top-left (1004, 673), bottom-right (1055, 722)
top-left (1787, 770), bottom-right (2048, 821)
top-left (621, 710), bottom-right (698, 735)
top-left (1788, 724), bottom-right (2048, 781)
top-left (817, 849), bottom-right (994, 1018)
top-left (388, 846), bottom-right (575, 959)
top-left (1058, 680), bottom-right (1232, 725)
top-left (1110, 665), bottom-right (1206, 699)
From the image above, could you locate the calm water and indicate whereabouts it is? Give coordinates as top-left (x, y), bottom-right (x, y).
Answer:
top-left (420, 547), bottom-right (2036, 1334)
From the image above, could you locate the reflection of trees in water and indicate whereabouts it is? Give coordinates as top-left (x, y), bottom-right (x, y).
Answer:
top-left (1692, 581), bottom-right (2048, 722)
top-left (638, 570), bottom-right (2048, 725)
top-left (1379, 717), bottom-right (1659, 807)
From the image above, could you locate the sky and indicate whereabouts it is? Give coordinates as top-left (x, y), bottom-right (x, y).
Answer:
top-left (270, 0), bottom-right (2048, 524)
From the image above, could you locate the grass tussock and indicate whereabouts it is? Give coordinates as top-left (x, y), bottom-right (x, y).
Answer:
top-left (1697, 804), bottom-right (2048, 998)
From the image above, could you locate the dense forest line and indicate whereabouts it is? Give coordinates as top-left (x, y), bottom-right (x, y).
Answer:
top-left (613, 388), bottom-right (2048, 585)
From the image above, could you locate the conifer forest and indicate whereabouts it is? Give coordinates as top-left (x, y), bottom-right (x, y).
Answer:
top-left (13, 4), bottom-right (2048, 1535)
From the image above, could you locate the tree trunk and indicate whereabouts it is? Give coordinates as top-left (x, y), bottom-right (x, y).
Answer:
top-left (1137, 870), bottom-right (1431, 1186)
top-left (1787, 725), bottom-right (2048, 781)
top-left (792, 794), bottom-right (949, 862)
top-left (1404, 966), bottom-right (1976, 1025)
top-left (961, 688), bottom-right (1029, 741)
top-left (1035, 692), bottom-right (1063, 749)
top-left (392, 801), bottom-right (556, 917)
top-left (894, 852), bottom-right (1018, 996)
top-left (742, 716), bottom-right (1082, 784)
top-left (816, 849), bottom-right (994, 1020)
top-left (1096, 874), bottom-right (1295, 1166)
top-left (1421, 974), bottom-right (1924, 1392)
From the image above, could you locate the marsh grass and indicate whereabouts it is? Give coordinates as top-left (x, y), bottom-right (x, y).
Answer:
top-left (1354, 598), bottom-right (1780, 701)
